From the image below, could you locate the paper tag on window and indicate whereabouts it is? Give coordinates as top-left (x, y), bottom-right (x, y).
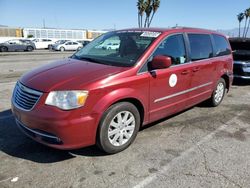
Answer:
top-left (140, 32), bottom-right (161, 38)
top-left (180, 56), bottom-right (186, 64)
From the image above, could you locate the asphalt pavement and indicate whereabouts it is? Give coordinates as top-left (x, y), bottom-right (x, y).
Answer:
top-left (0, 51), bottom-right (250, 188)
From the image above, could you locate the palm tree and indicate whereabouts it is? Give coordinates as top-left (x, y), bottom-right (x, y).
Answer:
top-left (148, 0), bottom-right (160, 27)
top-left (244, 8), bottom-right (250, 38)
top-left (144, 0), bottom-right (152, 27)
top-left (137, 0), bottom-right (160, 28)
top-left (237, 13), bottom-right (244, 37)
top-left (243, 9), bottom-right (249, 38)
top-left (137, 0), bottom-right (145, 28)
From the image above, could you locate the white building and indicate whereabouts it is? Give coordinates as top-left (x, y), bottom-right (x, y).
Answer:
top-left (23, 28), bottom-right (87, 41)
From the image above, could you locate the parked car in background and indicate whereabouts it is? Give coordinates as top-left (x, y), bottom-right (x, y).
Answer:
top-left (11, 28), bottom-right (233, 154)
top-left (32, 39), bottom-right (54, 49)
top-left (48, 40), bottom-right (69, 50)
top-left (52, 41), bottom-right (83, 51)
top-left (77, 40), bottom-right (91, 47)
top-left (0, 39), bottom-right (35, 52)
top-left (105, 42), bottom-right (120, 50)
top-left (94, 39), bottom-right (120, 49)
top-left (229, 38), bottom-right (250, 81)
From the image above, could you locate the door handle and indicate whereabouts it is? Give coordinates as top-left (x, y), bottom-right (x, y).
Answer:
top-left (193, 67), bottom-right (200, 72)
top-left (181, 70), bottom-right (190, 75)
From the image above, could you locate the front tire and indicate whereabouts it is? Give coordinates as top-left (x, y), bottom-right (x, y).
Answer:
top-left (26, 46), bottom-right (34, 51)
top-left (208, 78), bottom-right (226, 107)
top-left (0, 46), bottom-right (8, 52)
top-left (60, 47), bottom-right (65, 52)
top-left (97, 102), bottom-right (140, 154)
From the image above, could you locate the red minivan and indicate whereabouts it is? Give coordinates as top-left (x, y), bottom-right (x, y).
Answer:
top-left (11, 27), bottom-right (233, 153)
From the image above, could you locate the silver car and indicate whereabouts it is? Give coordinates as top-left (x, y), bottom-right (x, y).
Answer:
top-left (0, 39), bottom-right (36, 52)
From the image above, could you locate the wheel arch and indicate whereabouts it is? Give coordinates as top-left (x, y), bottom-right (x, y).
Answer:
top-left (0, 46), bottom-right (8, 52)
top-left (112, 97), bottom-right (145, 127)
top-left (95, 97), bottom-right (145, 152)
top-left (26, 45), bottom-right (34, 50)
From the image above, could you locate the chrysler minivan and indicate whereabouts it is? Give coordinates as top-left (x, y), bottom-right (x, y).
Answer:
top-left (11, 27), bottom-right (233, 153)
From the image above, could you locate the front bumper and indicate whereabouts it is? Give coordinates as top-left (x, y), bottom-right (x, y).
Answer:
top-left (233, 61), bottom-right (250, 80)
top-left (52, 47), bottom-right (60, 51)
top-left (11, 101), bottom-right (99, 150)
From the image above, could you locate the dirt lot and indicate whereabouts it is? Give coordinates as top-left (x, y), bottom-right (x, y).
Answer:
top-left (0, 51), bottom-right (250, 188)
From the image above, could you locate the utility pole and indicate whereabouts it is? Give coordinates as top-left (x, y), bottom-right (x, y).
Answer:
top-left (43, 19), bottom-right (45, 29)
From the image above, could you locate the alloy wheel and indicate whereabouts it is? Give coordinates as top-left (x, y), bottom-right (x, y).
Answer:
top-left (108, 111), bottom-right (135, 147)
top-left (214, 82), bottom-right (224, 103)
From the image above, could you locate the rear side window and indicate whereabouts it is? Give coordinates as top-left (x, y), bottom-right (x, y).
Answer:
top-left (212, 34), bottom-right (231, 56)
top-left (153, 34), bottom-right (187, 65)
top-left (188, 34), bottom-right (213, 61)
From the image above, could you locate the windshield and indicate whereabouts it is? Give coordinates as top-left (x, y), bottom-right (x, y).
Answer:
top-left (57, 40), bottom-right (67, 44)
top-left (71, 31), bottom-right (160, 67)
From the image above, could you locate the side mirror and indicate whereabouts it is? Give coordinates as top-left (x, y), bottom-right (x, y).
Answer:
top-left (150, 55), bottom-right (172, 70)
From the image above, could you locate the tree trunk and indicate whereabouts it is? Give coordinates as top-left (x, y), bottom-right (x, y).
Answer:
top-left (243, 18), bottom-right (248, 37)
top-left (239, 22), bottom-right (241, 37)
top-left (148, 12), bottom-right (155, 27)
top-left (245, 19), bottom-right (250, 38)
top-left (138, 13), bottom-right (140, 28)
top-left (144, 16), bottom-right (148, 27)
top-left (140, 15), bottom-right (143, 28)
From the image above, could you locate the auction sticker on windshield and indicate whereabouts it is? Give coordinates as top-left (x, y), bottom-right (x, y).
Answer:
top-left (140, 31), bottom-right (161, 38)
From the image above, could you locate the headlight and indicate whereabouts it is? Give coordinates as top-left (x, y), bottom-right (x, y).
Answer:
top-left (45, 90), bottom-right (88, 110)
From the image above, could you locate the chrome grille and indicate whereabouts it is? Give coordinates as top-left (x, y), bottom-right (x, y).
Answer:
top-left (13, 82), bottom-right (42, 111)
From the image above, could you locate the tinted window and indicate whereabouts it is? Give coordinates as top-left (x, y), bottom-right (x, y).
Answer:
top-left (188, 34), bottom-right (213, 61)
top-left (213, 34), bottom-right (231, 56)
top-left (8, 40), bottom-right (21, 45)
top-left (153, 34), bottom-right (187, 65)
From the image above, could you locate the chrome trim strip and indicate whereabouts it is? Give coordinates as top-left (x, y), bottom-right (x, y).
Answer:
top-left (234, 61), bottom-right (250, 65)
top-left (154, 82), bottom-right (213, 103)
top-left (16, 119), bottom-right (59, 140)
top-left (234, 75), bottom-right (250, 79)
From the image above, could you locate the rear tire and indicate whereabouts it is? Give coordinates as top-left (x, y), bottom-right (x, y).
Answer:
top-left (97, 102), bottom-right (140, 154)
top-left (208, 78), bottom-right (226, 107)
top-left (0, 46), bottom-right (8, 52)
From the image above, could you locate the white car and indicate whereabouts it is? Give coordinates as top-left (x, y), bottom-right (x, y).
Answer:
top-left (105, 43), bottom-right (120, 50)
top-left (53, 41), bottom-right (83, 51)
top-left (32, 39), bottom-right (54, 49)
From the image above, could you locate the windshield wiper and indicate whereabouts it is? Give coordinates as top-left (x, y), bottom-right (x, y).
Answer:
top-left (79, 57), bottom-right (104, 64)
top-left (71, 55), bottom-right (106, 65)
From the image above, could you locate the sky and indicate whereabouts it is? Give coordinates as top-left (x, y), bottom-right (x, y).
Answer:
top-left (0, 0), bottom-right (249, 30)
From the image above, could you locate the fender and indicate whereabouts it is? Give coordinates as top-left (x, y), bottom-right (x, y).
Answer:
top-left (91, 87), bottom-right (148, 124)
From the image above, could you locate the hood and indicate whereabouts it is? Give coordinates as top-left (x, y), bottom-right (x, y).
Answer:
top-left (20, 58), bottom-right (128, 92)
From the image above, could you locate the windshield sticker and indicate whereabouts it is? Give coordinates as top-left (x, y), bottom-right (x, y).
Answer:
top-left (140, 31), bottom-right (161, 38)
